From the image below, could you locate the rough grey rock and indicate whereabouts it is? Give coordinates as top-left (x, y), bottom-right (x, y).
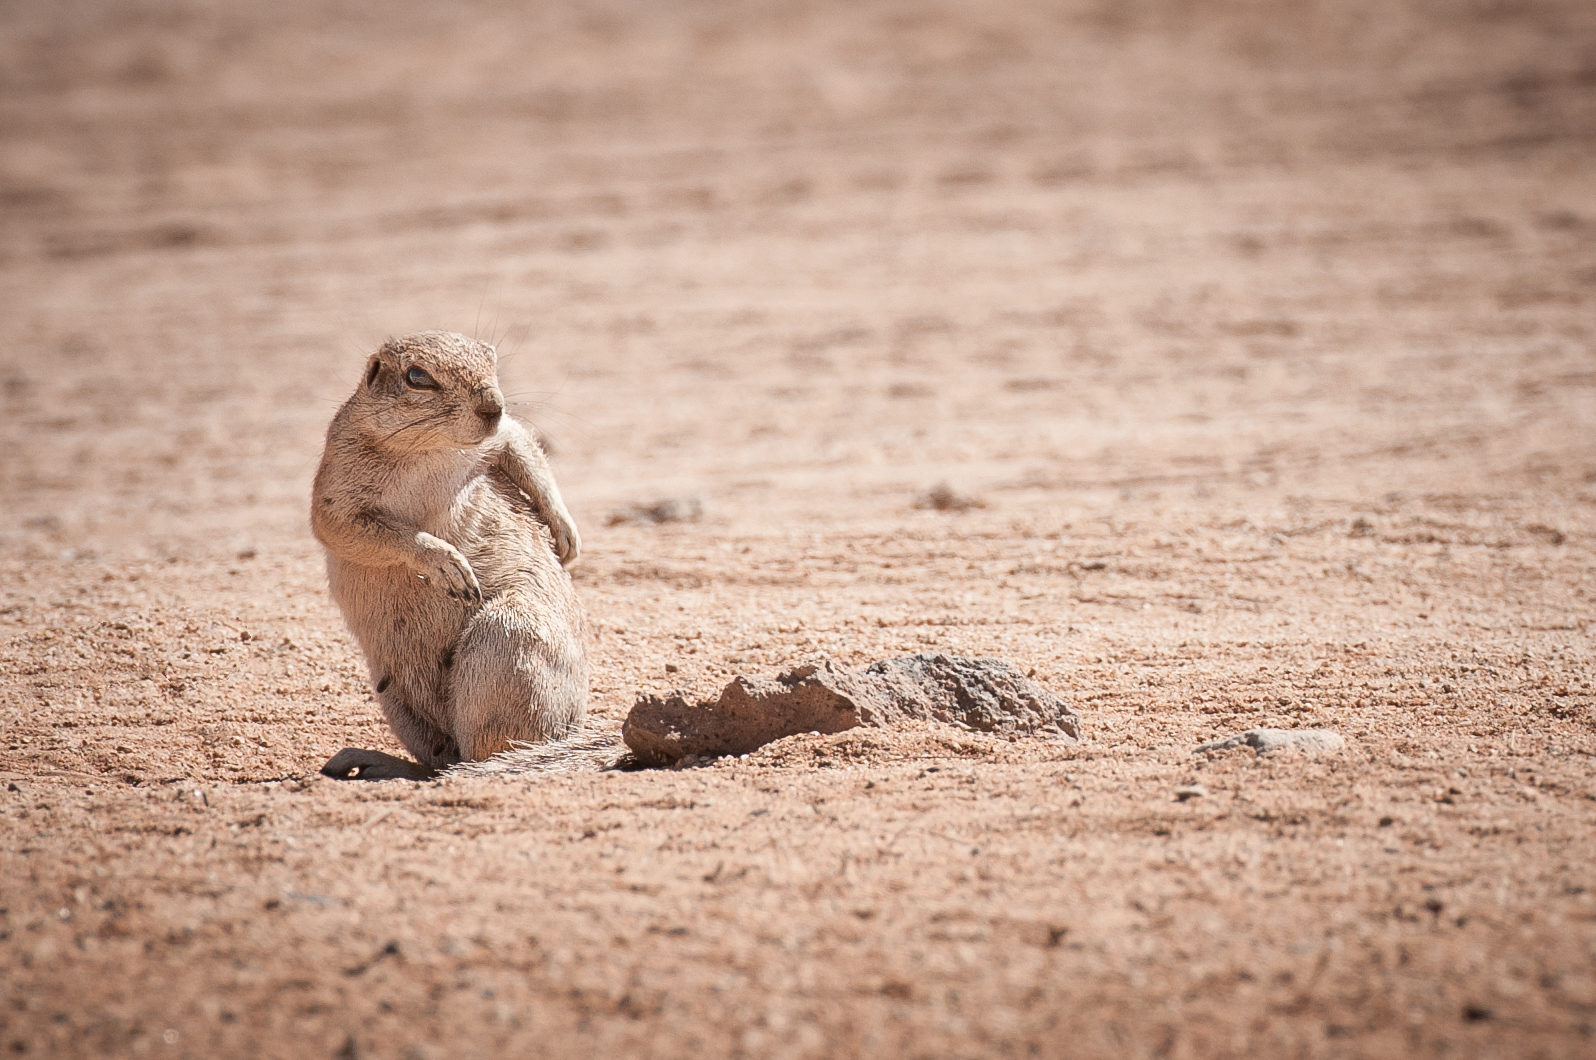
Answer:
top-left (1194, 728), bottom-right (1346, 755)
top-left (860, 655), bottom-right (1081, 739)
top-left (623, 654), bottom-right (1079, 767)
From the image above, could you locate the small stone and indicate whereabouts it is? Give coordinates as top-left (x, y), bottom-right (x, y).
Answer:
top-left (1173, 784), bottom-right (1208, 801)
top-left (1194, 728), bottom-right (1346, 756)
top-left (915, 482), bottom-right (984, 512)
top-left (607, 497), bottom-right (704, 526)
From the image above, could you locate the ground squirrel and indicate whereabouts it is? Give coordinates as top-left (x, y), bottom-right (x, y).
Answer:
top-left (312, 331), bottom-right (587, 780)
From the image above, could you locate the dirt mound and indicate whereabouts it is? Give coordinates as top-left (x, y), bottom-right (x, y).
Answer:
top-left (623, 655), bottom-right (1079, 766)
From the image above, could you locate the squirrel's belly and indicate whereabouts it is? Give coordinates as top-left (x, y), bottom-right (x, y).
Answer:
top-left (432, 479), bottom-right (501, 548)
top-left (326, 553), bottom-right (467, 665)
top-left (442, 482), bottom-right (556, 575)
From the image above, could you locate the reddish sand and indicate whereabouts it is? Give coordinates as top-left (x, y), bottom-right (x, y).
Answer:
top-left (2, 1), bottom-right (1594, 1056)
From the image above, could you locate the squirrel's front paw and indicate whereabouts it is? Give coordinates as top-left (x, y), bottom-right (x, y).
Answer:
top-left (415, 533), bottom-right (482, 602)
top-left (548, 510), bottom-right (581, 569)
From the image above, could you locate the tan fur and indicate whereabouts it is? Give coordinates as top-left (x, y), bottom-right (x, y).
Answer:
top-left (311, 331), bottom-right (586, 780)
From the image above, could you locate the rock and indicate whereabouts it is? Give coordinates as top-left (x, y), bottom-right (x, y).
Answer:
top-left (1173, 784), bottom-right (1209, 801)
top-left (623, 654), bottom-right (1079, 767)
top-left (860, 655), bottom-right (1081, 739)
top-left (1194, 728), bottom-right (1345, 755)
top-left (624, 659), bottom-right (871, 767)
top-left (915, 482), bottom-right (984, 512)
top-left (607, 496), bottom-right (704, 526)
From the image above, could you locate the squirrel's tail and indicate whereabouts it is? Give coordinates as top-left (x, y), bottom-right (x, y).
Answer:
top-left (446, 725), bottom-right (628, 778)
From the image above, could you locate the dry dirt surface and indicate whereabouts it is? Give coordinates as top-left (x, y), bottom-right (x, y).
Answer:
top-left (3, 1), bottom-right (1596, 1057)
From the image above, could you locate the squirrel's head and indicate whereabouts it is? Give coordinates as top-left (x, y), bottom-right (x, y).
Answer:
top-left (351, 332), bottom-right (506, 452)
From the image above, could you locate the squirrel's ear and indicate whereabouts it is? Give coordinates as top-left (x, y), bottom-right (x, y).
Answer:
top-left (365, 358), bottom-right (382, 387)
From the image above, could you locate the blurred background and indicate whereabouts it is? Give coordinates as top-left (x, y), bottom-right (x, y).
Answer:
top-left (1, 0), bottom-right (1593, 558)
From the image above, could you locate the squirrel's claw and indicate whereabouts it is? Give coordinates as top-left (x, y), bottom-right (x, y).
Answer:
top-left (416, 532), bottom-right (481, 601)
top-left (548, 514), bottom-right (581, 569)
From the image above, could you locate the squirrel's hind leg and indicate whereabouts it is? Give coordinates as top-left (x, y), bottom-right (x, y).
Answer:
top-left (373, 669), bottom-right (462, 771)
top-left (446, 601), bottom-right (586, 762)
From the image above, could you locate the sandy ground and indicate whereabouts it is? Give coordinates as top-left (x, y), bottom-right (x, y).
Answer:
top-left (2, 0), bottom-right (1595, 1056)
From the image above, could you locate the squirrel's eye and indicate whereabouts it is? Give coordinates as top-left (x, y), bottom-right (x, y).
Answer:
top-left (405, 367), bottom-right (437, 389)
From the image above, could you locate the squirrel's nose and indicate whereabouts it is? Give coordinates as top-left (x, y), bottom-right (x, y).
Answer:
top-left (476, 387), bottom-right (505, 422)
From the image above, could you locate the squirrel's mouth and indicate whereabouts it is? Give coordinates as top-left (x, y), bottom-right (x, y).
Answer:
top-left (458, 422), bottom-right (499, 449)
